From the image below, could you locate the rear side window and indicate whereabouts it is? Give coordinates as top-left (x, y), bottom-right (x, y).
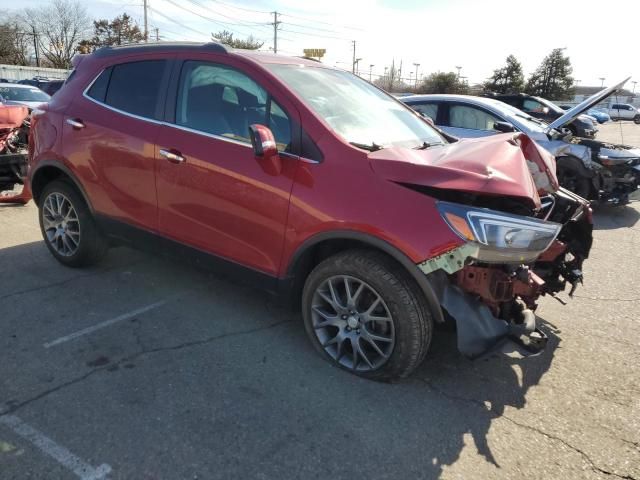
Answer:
top-left (86, 67), bottom-right (111, 102)
top-left (87, 60), bottom-right (166, 119)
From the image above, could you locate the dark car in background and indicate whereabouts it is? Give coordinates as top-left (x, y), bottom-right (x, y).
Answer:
top-left (18, 77), bottom-right (65, 97)
top-left (484, 93), bottom-right (598, 138)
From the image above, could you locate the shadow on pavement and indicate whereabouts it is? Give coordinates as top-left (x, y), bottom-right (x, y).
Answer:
top-left (400, 317), bottom-right (559, 476)
top-left (592, 203), bottom-right (640, 230)
top-left (1, 238), bottom-right (560, 479)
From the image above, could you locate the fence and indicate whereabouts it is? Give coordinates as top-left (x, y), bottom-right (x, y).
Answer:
top-left (0, 64), bottom-right (70, 82)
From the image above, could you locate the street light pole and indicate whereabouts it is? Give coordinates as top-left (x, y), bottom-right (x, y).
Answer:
top-left (599, 77), bottom-right (605, 88)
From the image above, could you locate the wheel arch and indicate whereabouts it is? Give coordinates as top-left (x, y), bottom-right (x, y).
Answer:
top-left (283, 230), bottom-right (445, 323)
top-left (31, 161), bottom-right (93, 212)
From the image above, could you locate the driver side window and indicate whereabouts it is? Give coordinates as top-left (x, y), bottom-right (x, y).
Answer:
top-left (175, 61), bottom-right (292, 152)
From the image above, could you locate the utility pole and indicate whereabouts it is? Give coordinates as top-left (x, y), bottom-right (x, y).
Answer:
top-left (351, 40), bottom-right (356, 73)
top-left (271, 12), bottom-right (281, 54)
top-left (599, 77), bottom-right (605, 88)
top-left (31, 26), bottom-right (39, 67)
top-left (413, 63), bottom-right (420, 89)
top-left (154, 27), bottom-right (159, 42)
top-left (632, 81), bottom-right (637, 95)
top-left (369, 64), bottom-right (374, 81)
top-left (143, 0), bottom-right (148, 41)
top-left (455, 65), bottom-right (462, 78)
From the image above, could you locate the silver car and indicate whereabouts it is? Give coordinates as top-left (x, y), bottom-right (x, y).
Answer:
top-left (402, 79), bottom-right (640, 204)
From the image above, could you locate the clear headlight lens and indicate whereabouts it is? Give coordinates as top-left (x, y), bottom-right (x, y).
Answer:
top-left (437, 201), bottom-right (562, 263)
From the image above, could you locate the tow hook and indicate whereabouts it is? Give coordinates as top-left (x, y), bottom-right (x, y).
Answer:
top-left (507, 309), bottom-right (548, 354)
top-left (568, 269), bottom-right (584, 297)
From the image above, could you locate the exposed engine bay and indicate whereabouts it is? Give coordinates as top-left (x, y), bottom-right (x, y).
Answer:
top-left (378, 133), bottom-right (595, 358)
top-left (0, 105), bottom-right (31, 204)
top-left (554, 136), bottom-right (640, 204)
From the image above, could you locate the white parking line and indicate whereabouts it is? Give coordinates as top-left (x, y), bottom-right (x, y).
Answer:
top-left (43, 299), bottom-right (169, 349)
top-left (0, 414), bottom-right (112, 480)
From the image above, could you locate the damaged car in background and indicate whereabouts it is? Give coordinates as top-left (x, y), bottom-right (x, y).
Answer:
top-left (29, 45), bottom-right (593, 379)
top-left (402, 78), bottom-right (640, 205)
top-left (0, 103), bottom-right (31, 204)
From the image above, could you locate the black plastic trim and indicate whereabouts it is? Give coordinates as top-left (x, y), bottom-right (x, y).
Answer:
top-left (30, 161), bottom-right (94, 212)
top-left (285, 230), bottom-right (445, 323)
top-left (95, 215), bottom-right (280, 294)
top-left (93, 42), bottom-right (227, 58)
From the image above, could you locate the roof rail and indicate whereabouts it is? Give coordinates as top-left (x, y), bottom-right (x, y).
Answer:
top-left (93, 41), bottom-right (228, 58)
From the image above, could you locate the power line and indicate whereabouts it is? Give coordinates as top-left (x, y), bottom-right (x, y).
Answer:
top-left (205, 0), bottom-right (271, 14)
top-left (147, 6), bottom-right (210, 37)
top-left (280, 12), bottom-right (365, 32)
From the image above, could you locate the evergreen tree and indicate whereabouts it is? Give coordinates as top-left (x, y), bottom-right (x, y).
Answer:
top-left (484, 55), bottom-right (525, 94)
top-left (525, 49), bottom-right (574, 99)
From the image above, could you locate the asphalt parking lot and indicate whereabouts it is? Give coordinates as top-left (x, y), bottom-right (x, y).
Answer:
top-left (1, 122), bottom-right (639, 480)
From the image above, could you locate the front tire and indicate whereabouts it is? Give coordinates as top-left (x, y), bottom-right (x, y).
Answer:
top-left (556, 158), bottom-right (593, 199)
top-left (302, 250), bottom-right (433, 381)
top-left (38, 179), bottom-right (108, 267)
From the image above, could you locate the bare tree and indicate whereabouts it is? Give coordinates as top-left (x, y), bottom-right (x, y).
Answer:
top-left (22, 0), bottom-right (89, 68)
top-left (0, 17), bottom-right (31, 65)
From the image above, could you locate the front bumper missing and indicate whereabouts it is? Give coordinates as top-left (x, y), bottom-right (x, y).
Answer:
top-left (427, 270), bottom-right (548, 358)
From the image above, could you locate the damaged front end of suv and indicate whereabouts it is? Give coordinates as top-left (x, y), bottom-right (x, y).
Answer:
top-left (377, 133), bottom-right (593, 357)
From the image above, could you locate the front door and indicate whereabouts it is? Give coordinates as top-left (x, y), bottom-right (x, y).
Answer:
top-left (155, 59), bottom-right (299, 276)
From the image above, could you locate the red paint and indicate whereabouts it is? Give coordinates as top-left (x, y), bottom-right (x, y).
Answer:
top-left (29, 46), bottom-right (553, 278)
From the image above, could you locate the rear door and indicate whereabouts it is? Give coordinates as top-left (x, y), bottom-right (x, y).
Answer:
top-left (63, 57), bottom-right (172, 230)
top-left (154, 56), bottom-right (300, 276)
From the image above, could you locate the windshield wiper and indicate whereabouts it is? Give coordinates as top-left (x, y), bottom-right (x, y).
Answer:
top-left (350, 141), bottom-right (384, 152)
top-left (414, 141), bottom-right (444, 150)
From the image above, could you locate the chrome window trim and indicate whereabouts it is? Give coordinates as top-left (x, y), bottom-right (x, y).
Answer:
top-left (82, 67), bottom-right (320, 163)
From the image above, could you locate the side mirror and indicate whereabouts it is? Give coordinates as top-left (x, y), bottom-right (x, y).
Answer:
top-left (249, 124), bottom-right (281, 175)
top-left (493, 121), bottom-right (516, 133)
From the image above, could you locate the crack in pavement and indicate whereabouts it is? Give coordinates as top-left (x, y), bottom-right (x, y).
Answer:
top-left (411, 377), bottom-right (638, 480)
top-left (572, 295), bottom-right (640, 302)
top-left (0, 318), bottom-right (294, 418)
top-left (0, 261), bottom-right (147, 302)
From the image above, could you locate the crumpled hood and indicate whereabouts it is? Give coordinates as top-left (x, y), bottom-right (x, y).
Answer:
top-left (369, 133), bottom-right (558, 208)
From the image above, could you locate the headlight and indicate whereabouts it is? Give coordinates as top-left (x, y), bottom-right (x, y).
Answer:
top-left (437, 201), bottom-right (562, 263)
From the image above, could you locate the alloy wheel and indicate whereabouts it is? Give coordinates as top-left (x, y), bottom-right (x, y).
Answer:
top-left (42, 192), bottom-right (81, 257)
top-left (311, 275), bottom-right (395, 372)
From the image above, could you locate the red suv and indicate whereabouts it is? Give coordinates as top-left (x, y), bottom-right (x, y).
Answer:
top-left (29, 42), bottom-right (593, 380)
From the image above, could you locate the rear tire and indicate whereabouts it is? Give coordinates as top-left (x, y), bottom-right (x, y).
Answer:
top-left (634, 115), bottom-right (640, 125)
top-left (38, 179), bottom-right (108, 267)
top-left (301, 249), bottom-right (434, 381)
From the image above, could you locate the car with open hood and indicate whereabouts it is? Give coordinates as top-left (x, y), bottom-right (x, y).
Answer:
top-left (483, 92), bottom-right (598, 138)
top-left (403, 79), bottom-right (640, 204)
top-left (29, 42), bottom-right (593, 380)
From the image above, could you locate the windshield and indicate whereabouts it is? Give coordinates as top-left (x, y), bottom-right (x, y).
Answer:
top-left (267, 65), bottom-right (446, 150)
top-left (536, 97), bottom-right (564, 115)
top-left (0, 86), bottom-right (50, 102)
top-left (492, 101), bottom-right (550, 133)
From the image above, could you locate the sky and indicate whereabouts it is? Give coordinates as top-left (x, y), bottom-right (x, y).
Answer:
top-left (8, 0), bottom-right (640, 89)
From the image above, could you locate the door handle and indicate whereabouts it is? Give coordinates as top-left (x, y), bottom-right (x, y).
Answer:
top-left (66, 118), bottom-right (85, 129)
top-left (159, 149), bottom-right (185, 164)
